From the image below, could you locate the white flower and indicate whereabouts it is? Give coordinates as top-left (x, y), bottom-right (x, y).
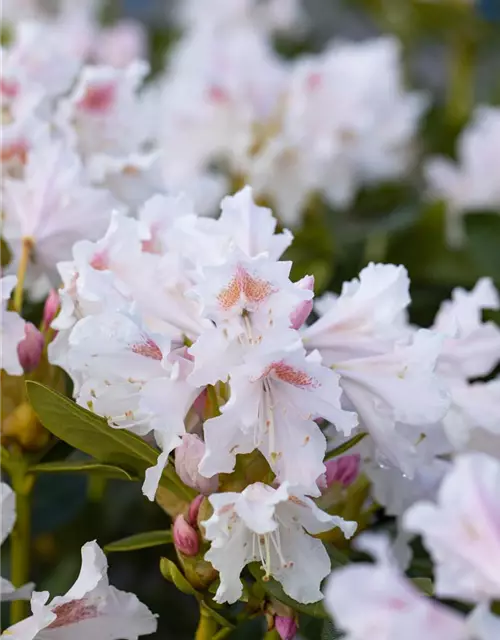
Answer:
top-left (200, 345), bottom-right (357, 493)
top-left (67, 311), bottom-right (199, 500)
top-left (217, 187), bottom-right (292, 261)
top-left (189, 252), bottom-right (311, 386)
top-left (158, 27), bottom-right (287, 182)
top-left (57, 61), bottom-right (150, 159)
top-left (324, 533), bottom-right (469, 640)
top-left (1, 540), bottom-right (157, 639)
top-left (3, 135), bottom-right (117, 280)
top-left (441, 379), bottom-right (500, 453)
top-left (203, 482), bottom-right (356, 604)
top-left (335, 330), bottom-right (450, 476)
top-left (432, 277), bottom-right (500, 381)
top-left (1, 276), bottom-right (26, 376)
top-left (425, 107), bottom-right (500, 246)
top-left (93, 20), bottom-right (148, 69)
top-left (404, 452), bottom-right (500, 602)
top-left (1, 482), bottom-right (34, 602)
top-left (249, 37), bottom-right (426, 224)
top-left (302, 263), bottom-right (411, 365)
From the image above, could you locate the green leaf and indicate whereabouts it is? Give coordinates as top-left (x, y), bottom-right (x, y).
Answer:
top-left (26, 382), bottom-right (193, 501)
top-left (105, 531), bottom-right (173, 553)
top-left (159, 557), bottom-right (199, 597)
top-left (248, 563), bottom-right (327, 618)
top-left (325, 433), bottom-right (367, 460)
top-left (29, 460), bottom-right (136, 481)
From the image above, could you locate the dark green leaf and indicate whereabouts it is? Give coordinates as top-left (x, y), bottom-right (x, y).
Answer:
top-left (248, 563), bottom-right (327, 618)
top-left (26, 382), bottom-right (192, 501)
top-left (30, 460), bottom-right (136, 481)
top-left (325, 433), bottom-right (367, 460)
top-left (105, 530), bottom-right (173, 553)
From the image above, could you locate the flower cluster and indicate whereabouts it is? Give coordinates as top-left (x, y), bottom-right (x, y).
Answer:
top-left (1, 0), bottom-right (500, 639)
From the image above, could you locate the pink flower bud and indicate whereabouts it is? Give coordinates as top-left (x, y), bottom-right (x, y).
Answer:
top-left (188, 494), bottom-right (204, 526)
top-left (275, 615), bottom-right (297, 640)
top-left (290, 275), bottom-right (314, 330)
top-left (173, 515), bottom-right (199, 557)
top-left (320, 454), bottom-right (361, 491)
top-left (43, 289), bottom-right (60, 328)
top-left (17, 323), bottom-right (44, 373)
top-left (175, 434), bottom-right (219, 495)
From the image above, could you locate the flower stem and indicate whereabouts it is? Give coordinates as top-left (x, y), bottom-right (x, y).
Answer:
top-left (10, 470), bottom-right (34, 624)
top-left (13, 237), bottom-right (32, 314)
top-left (195, 607), bottom-right (218, 640)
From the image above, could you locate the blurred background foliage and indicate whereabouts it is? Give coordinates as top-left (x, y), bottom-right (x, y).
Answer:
top-left (2, 1), bottom-right (499, 638)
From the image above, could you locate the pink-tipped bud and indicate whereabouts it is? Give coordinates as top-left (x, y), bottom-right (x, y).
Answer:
top-left (17, 323), bottom-right (44, 373)
top-left (290, 275), bottom-right (314, 330)
top-left (188, 494), bottom-right (204, 527)
top-left (320, 454), bottom-right (361, 491)
top-left (43, 289), bottom-right (60, 328)
top-left (173, 514), bottom-right (199, 557)
top-left (275, 615), bottom-right (297, 640)
top-left (175, 434), bottom-right (219, 495)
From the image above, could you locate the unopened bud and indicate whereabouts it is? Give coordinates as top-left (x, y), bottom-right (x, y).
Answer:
top-left (275, 615), bottom-right (297, 640)
top-left (17, 323), bottom-right (44, 373)
top-left (290, 275), bottom-right (314, 329)
top-left (175, 434), bottom-right (219, 495)
top-left (173, 514), bottom-right (199, 557)
top-left (43, 289), bottom-right (60, 328)
top-left (320, 454), bottom-right (361, 491)
top-left (188, 494), bottom-right (204, 526)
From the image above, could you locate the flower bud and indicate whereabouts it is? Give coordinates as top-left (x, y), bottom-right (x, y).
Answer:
top-left (321, 454), bottom-right (361, 491)
top-left (17, 323), bottom-right (44, 373)
top-left (275, 615), bottom-right (297, 640)
top-left (175, 434), bottom-right (219, 495)
top-left (187, 494), bottom-right (204, 526)
top-left (43, 289), bottom-right (60, 328)
top-left (290, 275), bottom-right (314, 329)
top-left (173, 515), bottom-right (199, 557)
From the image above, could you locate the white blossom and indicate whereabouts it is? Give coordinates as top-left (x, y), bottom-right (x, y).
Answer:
top-left (404, 453), bottom-right (500, 602)
top-left (1, 540), bottom-right (157, 639)
top-left (203, 482), bottom-right (356, 604)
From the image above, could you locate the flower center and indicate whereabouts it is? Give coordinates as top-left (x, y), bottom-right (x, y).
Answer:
top-left (254, 526), bottom-right (292, 581)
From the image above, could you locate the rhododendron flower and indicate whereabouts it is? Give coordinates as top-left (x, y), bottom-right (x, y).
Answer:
top-left (303, 263), bottom-right (411, 364)
top-left (57, 61), bottom-right (150, 159)
top-left (1, 276), bottom-right (26, 376)
top-left (433, 277), bottom-right (500, 381)
top-left (335, 330), bottom-right (449, 475)
top-left (1, 482), bottom-right (34, 602)
top-left (324, 534), bottom-right (470, 640)
top-left (189, 252), bottom-right (310, 385)
top-left (203, 482), bottom-right (356, 604)
top-left (67, 311), bottom-right (199, 500)
top-left (200, 344), bottom-right (357, 493)
top-left (425, 107), bottom-right (500, 246)
top-left (3, 136), bottom-right (117, 279)
top-left (1, 540), bottom-right (157, 639)
top-left (404, 453), bottom-right (500, 603)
